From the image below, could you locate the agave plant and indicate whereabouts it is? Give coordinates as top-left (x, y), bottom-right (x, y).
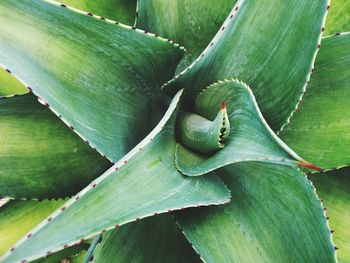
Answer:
top-left (0, 0), bottom-right (349, 262)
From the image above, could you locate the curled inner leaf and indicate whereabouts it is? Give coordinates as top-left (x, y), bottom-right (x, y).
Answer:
top-left (174, 79), bottom-right (321, 176)
top-left (176, 102), bottom-right (230, 154)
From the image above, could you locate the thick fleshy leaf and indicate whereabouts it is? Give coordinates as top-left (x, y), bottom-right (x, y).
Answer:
top-left (175, 79), bottom-right (307, 176)
top-left (0, 199), bottom-right (64, 256)
top-left (163, 0), bottom-right (329, 131)
top-left (136, 0), bottom-right (235, 70)
top-left (324, 1), bottom-right (350, 35)
top-left (280, 33), bottom-right (350, 170)
top-left (92, 215), bottom-right (200, 263)
top-left (176, 162), bottom-right (336, 262)
top-left (0, 70), bottom-right (28, 97)
top-left (0, 0), bottom-right (184, 162)
top-left (1, 90), bottom-right (230, 263)
top-left (0, 94), bottom-right (110, 199)
top-left (33, 243), bottom-right (89, 263)
top-left (58, 0), bottom-right (137, 24)
top-left (310, 167), bottom-right (350, 262)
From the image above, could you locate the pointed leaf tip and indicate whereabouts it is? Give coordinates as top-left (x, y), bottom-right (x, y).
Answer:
top-left (221, 101), bottom-right (226, 110)
top-left (298, 160), bottom-right (323, 172)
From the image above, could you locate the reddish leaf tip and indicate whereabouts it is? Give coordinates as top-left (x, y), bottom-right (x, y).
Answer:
top-left (221, 101), bottom-right (226, 110)
top-left (298, 161), bottom-right (323, 171)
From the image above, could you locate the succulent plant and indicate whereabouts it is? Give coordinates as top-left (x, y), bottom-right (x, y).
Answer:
top-left (0, 0), bottom-right (349, 262)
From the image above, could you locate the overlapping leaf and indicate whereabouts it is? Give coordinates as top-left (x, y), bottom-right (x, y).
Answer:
top-left (136, 0), bottom-right (235, 70)
top-left (280, 33), bottom-right (350, 170)
top-left (163, 0), bottom-right (328, 131)
top-left (58, 0), bottom-right (137, 24)
top-left (0, 199), bottom-right (64, 256)
top-left (92, 215), bottom-right (200, 263)
top-left (0, 70), bottom-right (28, 97)
top-left (0, 0), bottom-right (184, 162)
top-left (310, 167), bottom-right (350, 263)
top-left (324, 0), bottom-right (350, 35)
top-left (0, 94), bottom-right (110, 199)
top-left (175, 79), bottom-right (307, 176)
top-left (1, 90), bottom-right (230, 263)
top-left (176, 162), bottom-right (336, 262)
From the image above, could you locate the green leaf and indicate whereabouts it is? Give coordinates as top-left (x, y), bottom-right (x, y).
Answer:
top-left (71, 251), bottom-right (87, 263)
top-left (163, 0), bottom-right (329, 131)
top-left (324, 1), bottom-right (350, 35)
top-left (136, 0), bottom-right (235, 70)
top-left (82, 234), bottom-right (101, 263)
top-left (0, 0), bottom-right (184, 162)
top-left (0, 94), bottom-right (110, 199)
top-left (92, 215), bottom-right (200, 263)
top-left (280, 33), bottom-right (350, 170)
top-left (175, 79), bottom-right (308, 176)
top-left (0, 199), bottom-right (64, 256)
top-left (1, 90), bottom-right (230, 263)
top-left (0, 69), bottom-right (28, 97)
top-left (310, 167), bottom-right (350, 262)
top-left (58, 0), bottom-right (137, 24)
top-left (33, 243), bottom-right (89, 263)
top-left (176, 162), bottom-right (336, 262)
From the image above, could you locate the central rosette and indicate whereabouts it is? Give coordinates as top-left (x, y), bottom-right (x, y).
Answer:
top-left (176, 102), bottom-right (231, 154)
top-left (171, 79), bottom-right (318, 177)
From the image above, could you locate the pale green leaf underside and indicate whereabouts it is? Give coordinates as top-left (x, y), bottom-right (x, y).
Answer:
top-left (324, 0), bottom-right (350, 35)
top-left (0, 199), bottom-right (64, 256)
top-left (163, 0), bottom-right (328, 131)
top-left (176, 162), bottom-right (336, 262)
top-left (0, 70), bottom-right (28, 97)
top-left (280, 34), bottom-right (350, 170)
top-left (1, 90), bottom-right (230, 263)
top-left (58, 0), bottom-right (137, 24)
top-left (310, 167), bottom-right (350, 263)
top-left (175, 80), bottom-right (304, 176)
top-left (92, 215), bottom-right (200, 263)
top-left (136, 0), bottom-right (235, 70)
top-left (0, 0), bottom-right (184, 162)
top-left (0, 94), bottom-right (111, 199)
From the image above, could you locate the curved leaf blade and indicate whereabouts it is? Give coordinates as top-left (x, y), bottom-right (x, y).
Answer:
top-left (0, 94), bottom-right (110, 199)
top-left (163, 0), bottom-right (329, 131)
top-left (0, 0), bottom-right (184, 162)
top-left (92, 215), bottom-right (200, 263)
top-left (58, 0), bottom-right (137, 24)
top-left (0, 199), bottom-right (64, 256)
top-left (176, 162), bottom-right (336, 262)
top-left (136, 0), bottom-right (235, 70)
top-left (310, 167), bottom-right (350, 262)
top-left (280, 33), bottom-right (350, 170)
top-left (175, 79), bottom-right (306, 176)
top-left (33, 243), bottom-right (89, 263)
top-left (1, 90), bottom-right (230, 263)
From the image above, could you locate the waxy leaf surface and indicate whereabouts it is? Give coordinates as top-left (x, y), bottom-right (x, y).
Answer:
top-left (92, 215), bottom-right (200, 263)
top-left (176, 162), bottom-right (336, 262)
top-left (281, 34), bottom-right (350, 170)
top-left (0, 0), bottom-right (184, 162)
top-left (0, 94), bottom-right (110, 199)
top-left (175, 80), bottom-right (306, 176)
top-left (137, 0), bottom-right (235, 70)
top-left (58, 0), bottom-right (137, 24)
top-left (163, 0), bottom-right (328, 131)
top-left (310, 167), bottom-right (350, 263)
top-left (1, 91), bottom-right (230, 263)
